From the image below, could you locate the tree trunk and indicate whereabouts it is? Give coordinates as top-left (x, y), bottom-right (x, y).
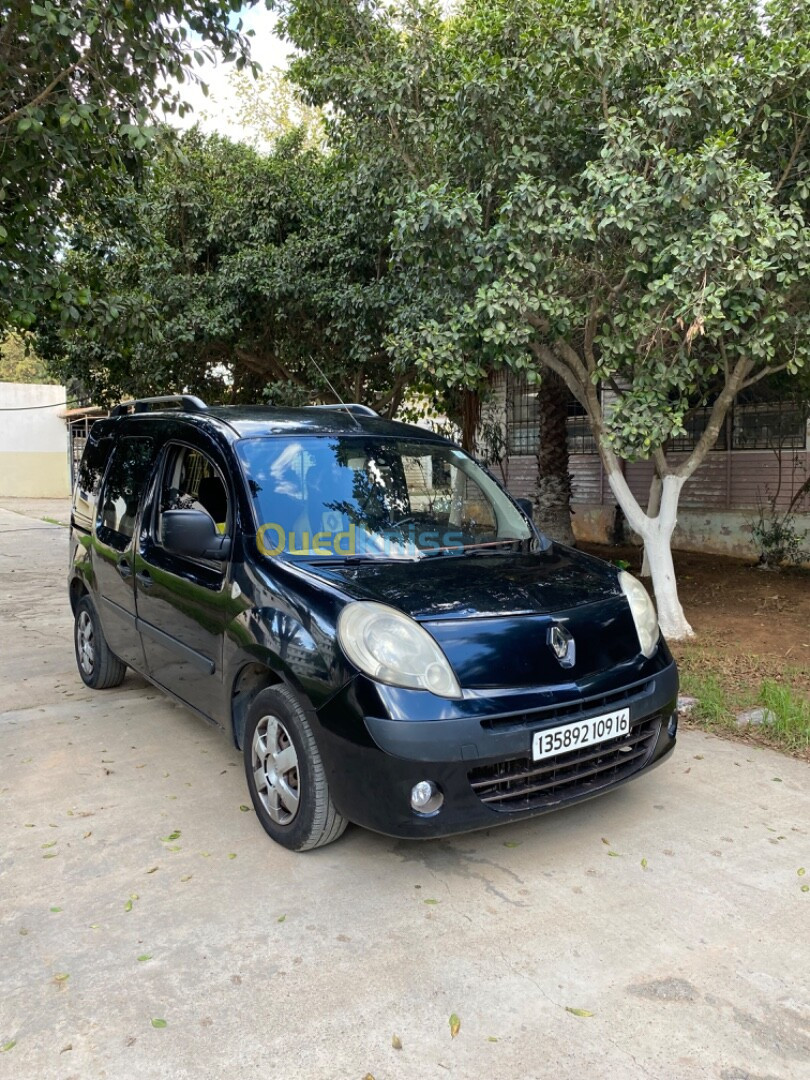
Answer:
top-left (605, 466), bottom-right (694, 640)
top-left (640, 472), bottom-right (662, 578)
top-left (535, 371), bottom-right (575, 544)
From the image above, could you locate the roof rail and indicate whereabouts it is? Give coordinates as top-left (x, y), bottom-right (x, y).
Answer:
top-left (110, 394), bottom-right (208, 417)
top-left (306, 403), bottom-right (379, 418)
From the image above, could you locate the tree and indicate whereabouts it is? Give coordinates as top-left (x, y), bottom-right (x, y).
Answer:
top-left (0, 0), bottom-right (257, 334)
top-left (38, 127), bottom-right (409, 413)
top-left (229, 68), bottom-right (324, 150)
top-left (272, 0), bottom-right (810, 638)
top-left (0, 333), bottom-right (50, 383)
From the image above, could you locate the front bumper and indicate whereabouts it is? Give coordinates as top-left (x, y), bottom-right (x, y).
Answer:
top-left (315, 653), bottom-right (678, 839)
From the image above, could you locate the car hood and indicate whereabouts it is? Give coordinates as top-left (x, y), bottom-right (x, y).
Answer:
top-left (303, 545), bottom-right (643, 688)
top-left (304, 543), bottom-right (622, 620)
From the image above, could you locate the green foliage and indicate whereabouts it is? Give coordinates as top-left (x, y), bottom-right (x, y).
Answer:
top-left (749, 508), bottom-right (807, 568)
top-left (39, 127), bottom-right (406, 409)
top-left (0, 0), bottom-right (257, 334)
top-left (273, 0), bottom-right (810, 460)
top-left (229, 68), bottom-right (325, 150)
top-left (0, 333), bottom-right (51, 383)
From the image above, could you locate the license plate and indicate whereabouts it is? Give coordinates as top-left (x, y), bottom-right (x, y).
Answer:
top-left (532, 708), bottom-right (630, 761)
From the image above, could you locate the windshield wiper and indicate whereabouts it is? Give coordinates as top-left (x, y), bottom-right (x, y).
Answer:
top-left (309, 554), bottom-right (417, 567)
top-left (461, 538), bottom-right (528, 556)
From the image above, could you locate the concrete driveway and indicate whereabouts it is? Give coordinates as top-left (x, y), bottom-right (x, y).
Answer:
top-left (1, 502), bottom-right (808, 1080)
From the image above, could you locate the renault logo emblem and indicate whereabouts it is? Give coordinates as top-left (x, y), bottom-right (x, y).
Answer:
top-left (548, 624), bottom-right (576, 669)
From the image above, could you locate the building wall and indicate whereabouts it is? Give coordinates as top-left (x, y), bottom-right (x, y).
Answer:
top-left (0, 383), bottom-right (70, 497)
top-left (482, 372), bottom-right (810, 559)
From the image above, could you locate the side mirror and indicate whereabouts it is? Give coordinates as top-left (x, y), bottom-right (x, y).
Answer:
top-left (516, 498), bottom-right (534, 521)
top-left (161, 509), bottom-right (231, 562)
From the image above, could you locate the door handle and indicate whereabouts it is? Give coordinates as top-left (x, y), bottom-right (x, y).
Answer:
top-left (117, 559), bottom-right (132, 579)
top-left (135, 570), bottom-right (154, 590)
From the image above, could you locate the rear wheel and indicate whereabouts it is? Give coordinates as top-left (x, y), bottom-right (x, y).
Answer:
top-left (243, 685), bottom-right (348, 851)
top-left (74, 596), bottom-right (127, 689)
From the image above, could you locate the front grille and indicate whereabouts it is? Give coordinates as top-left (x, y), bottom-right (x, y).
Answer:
top-left (479, 677), bottom-right (655, 733)
top-left (468, 713), bottom-right (663, 812)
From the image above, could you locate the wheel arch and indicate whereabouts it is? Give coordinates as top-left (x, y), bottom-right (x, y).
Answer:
top-left (230, 662), bottom-right (285, 750)
top-left (69, 576), bottom-right (88, 614)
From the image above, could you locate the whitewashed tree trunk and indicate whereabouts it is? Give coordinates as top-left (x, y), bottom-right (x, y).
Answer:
top-left (605, 466), bottom-right (694, 640)
top-left (640, 472), bottom-right (662, 578)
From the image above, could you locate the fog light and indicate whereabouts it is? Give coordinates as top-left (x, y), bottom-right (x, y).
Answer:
top-left (410, 780), bottom-right (444, 815)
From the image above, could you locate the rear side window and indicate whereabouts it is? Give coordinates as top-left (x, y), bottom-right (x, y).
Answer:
top-left (97, 437), bottom-right (156, 550)
top-left (73, 430), bottom-right (114, 529)
top-left (76, 430), bottom-right (113, 500)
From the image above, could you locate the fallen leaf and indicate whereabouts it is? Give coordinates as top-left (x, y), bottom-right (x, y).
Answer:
top-left (124, 899), bottom-right (133, 912)
top-left (60, 1044), bottom-right (72, 1053)
top-left (239, 805), bottom-right (251, 812)
top-left (392, 1034), bottom-right (402, 1050)
top-left (772, 777), bottom-right (782, 782)
top-left (228, 853), bottom-right (237, 860)
top-left (607, 851), bottom-right (621, 857)
top-left (50, 907), bottom-right (62, 913)
top-left (200, 851), bottom-right (211, 858)
top-left (166, 845), bottom-right (181, 852)
top-left (41, 841), bottom-right (57, 849)
top-left (277, 914), bottom-right (286, 923)
top-left (449, 1013), bottom-right (461, 1038)
top-left (146, 867), bottom-right (159, 874)
top-left (151, 1018), bottom-right (167, 1029)
top-left (43, 852), bottom-right (57, 859)
top-left (487, 1036), bottom-right (499, 1042)
top-left (641, 858), bottom-right (648, 870)
top-left (801, 885), bottom-right (809, 893)
top-left (0, 1040), bottom-right (16, 1052)
top-left (180, 875), bottom-right (193, 883)
top-left (130, 893), bottom-right (139, 900)
top-left (423, 898), bottom-right (439, 905)
top-left (798, 868), bottom-right (806, 877)
top-left (160, 831), bottom-right (181, 842)
top-left (53, 973), bottom-right (70, 983)
top-left (565, 1007), bottom-right (594, 1017)
top-left (503, 840), bottom-right (521, 848)
top-left (601, 837), bottom-right (610, 846)
top-left (137, 955), bottom-right (152, 963)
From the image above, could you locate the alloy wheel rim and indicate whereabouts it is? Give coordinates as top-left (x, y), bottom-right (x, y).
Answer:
top-left (77, 610), bottom-right (95, 676)
top-left (252, 714), bottom-right (300, 825)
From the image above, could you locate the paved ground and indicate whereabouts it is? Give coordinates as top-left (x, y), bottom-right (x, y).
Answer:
top-left (1, 500), bottom-right (808, 1080)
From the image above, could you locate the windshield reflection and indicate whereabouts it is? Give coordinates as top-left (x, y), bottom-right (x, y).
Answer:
top-left (237, 436), bottom-right (533, 561)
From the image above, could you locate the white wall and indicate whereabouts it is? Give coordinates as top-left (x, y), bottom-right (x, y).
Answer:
top-left (0, 383), bottom-right (70, 497)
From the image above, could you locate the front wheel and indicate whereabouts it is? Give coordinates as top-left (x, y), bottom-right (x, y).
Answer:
top-left (243, 685), bottom-right (348, 851)
top-left (74, 595), bottom-right (127, 689)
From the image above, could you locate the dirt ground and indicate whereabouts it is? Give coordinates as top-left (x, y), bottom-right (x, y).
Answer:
top-left (584, 543), bottom-right (810, 756)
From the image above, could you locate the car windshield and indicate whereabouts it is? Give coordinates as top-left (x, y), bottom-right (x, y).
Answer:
top-left (236, 435), bottom-right (533, 561)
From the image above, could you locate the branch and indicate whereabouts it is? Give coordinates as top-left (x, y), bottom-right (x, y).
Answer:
top-left (774, 118), bottom-right (810, 196)
top-left (653, 447), bottom-right (670, 477)
top-left (529, 341), bottom-right (589, 410)
top-left (675, 356), bottom-right (753, 480)
top-left (0, 61), bottom-right (80, 129)
top-left (740, 360), bottom-right (793, 391)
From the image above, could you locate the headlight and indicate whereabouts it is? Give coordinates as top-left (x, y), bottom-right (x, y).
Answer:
top-left (337, 601), bottom-right (462, 698)
top-left (619, 571), bottom-right (660, 658)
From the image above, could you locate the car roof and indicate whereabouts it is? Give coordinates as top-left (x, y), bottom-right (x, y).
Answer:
top-left (104, 405), bottom-right (454, 445)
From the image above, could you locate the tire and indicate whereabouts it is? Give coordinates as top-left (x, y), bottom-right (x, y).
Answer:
top-left (243, 685), bottom-right (348, 851)
top-left (74, 595), bottom-right (127, 690)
